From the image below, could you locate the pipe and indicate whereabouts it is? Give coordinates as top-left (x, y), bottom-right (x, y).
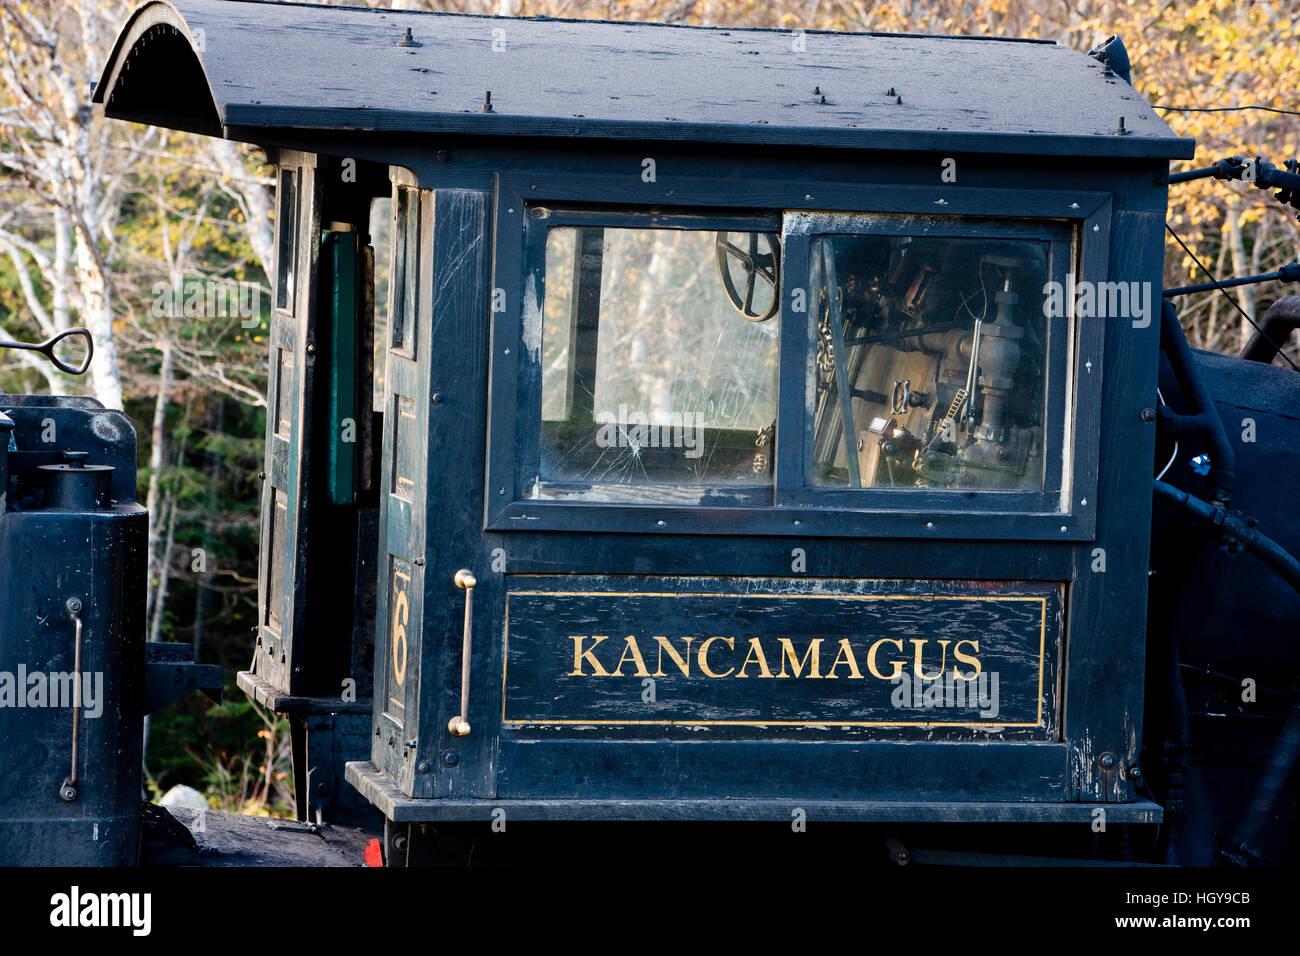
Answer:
top-left (1153, 479), bottom-right (1300, 864)
top-left (1164, 263), bottom-right (1300, 298)
top-left (1241, 295), bottom-right (1300, 364)
top-left (1157, 299), bottom-right (1236, 504)
top-left (1152, 480), bottom-right (1300, 593)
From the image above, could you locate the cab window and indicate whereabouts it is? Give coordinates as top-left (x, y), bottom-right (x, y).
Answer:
top-left (533, 219), bottom-right (780, 496)
top-left (807, 233), bottom-right (1052, 492)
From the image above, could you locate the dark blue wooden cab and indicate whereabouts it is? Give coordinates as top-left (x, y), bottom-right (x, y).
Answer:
top-left (97, 0), bottom-right (1194, 827)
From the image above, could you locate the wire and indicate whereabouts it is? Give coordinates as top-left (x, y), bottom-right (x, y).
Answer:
top-left (1154, 105), bottom-right (1300, 117)
top-left (1164, 224), bottom-right (1300, 372)
top-left (1155, 387), bottom-right (1178, 481)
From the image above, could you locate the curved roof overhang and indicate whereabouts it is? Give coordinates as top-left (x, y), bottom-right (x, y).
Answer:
top-left (94, 0), bottom-right (1195, 161)
top-left (94, 1), bottom-right (221, 138)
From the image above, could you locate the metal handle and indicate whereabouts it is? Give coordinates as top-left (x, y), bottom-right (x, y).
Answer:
top-left (60, 597), bottom-right (84, 802)
top-left (0, 328), bottom-right (94, 376)
top-left (448, 570), bottom-right (476, 737)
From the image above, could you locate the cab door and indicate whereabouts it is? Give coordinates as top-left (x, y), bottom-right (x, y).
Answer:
top-left (369, 181), bottom-right (497, 801)
top-left (372, 182), bottom-right (430, 796)
top-left (255, 153), bottom-right (321, 694)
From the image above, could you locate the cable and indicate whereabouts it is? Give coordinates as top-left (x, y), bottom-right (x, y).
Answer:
top-left (1164, 224), bottom-right (1300, 372)
top-left (1154, 105), bottom-right (1300, 117)
top-left (1155, 387), bottom-right (1178, 481)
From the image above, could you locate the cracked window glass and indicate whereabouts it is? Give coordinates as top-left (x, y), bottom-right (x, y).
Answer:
top-left (539, 226), bottom-right (780, 491)
top-left (809, 233), bottom-right (1051, 491)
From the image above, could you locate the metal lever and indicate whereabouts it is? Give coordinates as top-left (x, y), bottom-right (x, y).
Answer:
top-left (0, 328), bottom-right (93, 376)
top-left (448, 570), bottom-right (476, 737)
top-left (60, 597), bottom-right (84, 802)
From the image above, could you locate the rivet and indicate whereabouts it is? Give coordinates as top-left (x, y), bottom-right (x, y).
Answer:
top-left (926, 521), bottom-right (934, 529)
top-left (1141, 407), bottom-right (1156, 422)
top-left (1060, 526), bottom-right (1068, 533)
top-left (443, 751), bottom-right (459, 767)
top-left (306, 343), bottom-right (316, 354)
top-left (431, 392), bottom-right (443, 404)
top-left (1099, 752), bottom-right (1116, 769)
top-left (656, 519), bottom-right (666, 527)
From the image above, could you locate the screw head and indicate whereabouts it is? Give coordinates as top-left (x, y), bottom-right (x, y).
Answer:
top-left (1141, 407), bottom-right (1156, 422)
top-left (1099, 752), bottom-right (1116, 769)
top-left (443, 750), bottom-right (459, 767)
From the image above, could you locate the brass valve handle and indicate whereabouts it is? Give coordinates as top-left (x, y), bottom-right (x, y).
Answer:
top-left (448, 570), bottom-right (476, 737)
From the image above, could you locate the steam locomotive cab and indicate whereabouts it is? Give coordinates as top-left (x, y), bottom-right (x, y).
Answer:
top-left (88, 0), bottom-right (1300, 865)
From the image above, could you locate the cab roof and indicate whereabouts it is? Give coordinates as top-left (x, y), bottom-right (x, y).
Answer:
top-left (95, 0), bottom-right (1193, 160)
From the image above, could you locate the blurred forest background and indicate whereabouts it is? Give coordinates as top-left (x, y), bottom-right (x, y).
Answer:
top-left (0, 0), bottom-right (1296, 815)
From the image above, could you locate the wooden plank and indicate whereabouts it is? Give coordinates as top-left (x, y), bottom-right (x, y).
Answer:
top-left (1064, 207), bottom-right (1167, 801)
top-left (347, 758), bottom-right (1163, 822)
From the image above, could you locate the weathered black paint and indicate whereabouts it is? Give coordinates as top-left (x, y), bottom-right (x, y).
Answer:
top-left (501, 576), bottom-right (1060, 736)
top-left (93, 1), bottom-right (1193, 160)
top-left (95, 1), bottom-right (1178, 826)
top-left (0, 398), bottom-right (146, 865)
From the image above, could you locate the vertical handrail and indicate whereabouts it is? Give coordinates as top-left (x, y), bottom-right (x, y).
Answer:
top-left (447, 570), bottom-right (476, 737)
top-left (59, 597), bottom-right (84, 802)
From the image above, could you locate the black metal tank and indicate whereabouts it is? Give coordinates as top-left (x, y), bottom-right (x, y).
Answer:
top-left (0, 395), bottom-right (147, 865)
